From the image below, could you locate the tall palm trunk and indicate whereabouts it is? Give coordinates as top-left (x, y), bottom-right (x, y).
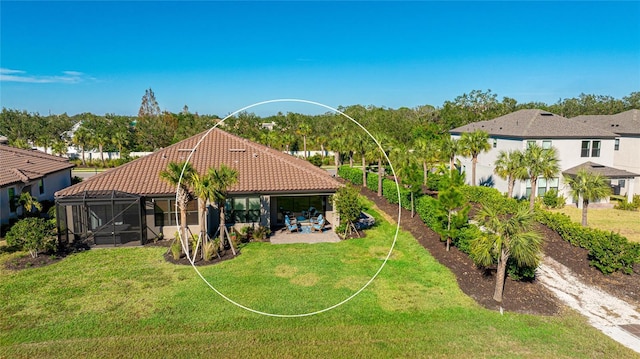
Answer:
top-left (423, 162), bottom-right (428, 185)
top-left (303, 135), bottom-right (307, 159)
top-left (362, 155), bottom-right (367, 187)
top-left (529, 177), bottom-right (538, 210)
top-left (377, 157), bottom-right (383, 197)
top-left (81, 146), bottom-right (86, 166)
top-left (581, 201), bottom-right (589, 226)
top-left (198, 198), bottom-right (207, 257)
top-left (507, 177), bottom-right (515, 199)
top-left (493, 249), bottom-right (510, 302)
top-left (219, 201), bottom-right (236, 255)
top-left (449, 155), bottom-right (455, 170)
top-left (471, 156), bottom-right (478, 186)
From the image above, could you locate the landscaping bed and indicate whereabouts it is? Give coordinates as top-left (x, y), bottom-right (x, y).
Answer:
top-left (357, 185), bottom-right (640, 315)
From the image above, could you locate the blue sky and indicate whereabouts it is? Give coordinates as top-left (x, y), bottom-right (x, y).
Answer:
top-left (1, 1), bottom-right (639, 117)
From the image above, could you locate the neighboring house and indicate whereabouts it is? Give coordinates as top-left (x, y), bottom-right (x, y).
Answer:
top-left (572, 109), bottom-right (640, 199)
top-left (0, 145), bottom-right (75, 225)
top-left (55, 128), bottom-right (341, 246)
top-left (450, 109), bottom-right (638, 206)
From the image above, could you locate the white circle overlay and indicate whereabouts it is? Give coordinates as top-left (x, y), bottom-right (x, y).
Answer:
top-left (174, 99), bottom-right (402, 317)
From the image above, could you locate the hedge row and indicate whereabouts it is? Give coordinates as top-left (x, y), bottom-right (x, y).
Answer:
top-left (338, 166), bottom-right (412, 210)
top-left (460, 186), bottom-right (521, 214)
top-left (535, 210), bottom-right (640, 274)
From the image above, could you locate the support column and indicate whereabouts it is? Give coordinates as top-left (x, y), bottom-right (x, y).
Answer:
top-left (628, 177), bottom-right (635, 203)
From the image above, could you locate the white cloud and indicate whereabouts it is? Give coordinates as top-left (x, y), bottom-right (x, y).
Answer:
top-left (0, 68), bottom-right (95, 84)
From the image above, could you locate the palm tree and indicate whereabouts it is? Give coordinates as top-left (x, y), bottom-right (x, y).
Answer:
top-left (73, 126), bottom-right (90, 166)
top-left (460, 130), bottom-right (491, 186)
top-left (441, 136), bottom-right (461, 171)
top-left (160, 161), bottom-right (195, 254)
top-left (18, 192), bottom-right (42, 217)
top-left (296, 123), bottom-right (312, 159)
top-left (564, 169), bottom-right (612, 226)
top-left (191, 170), bottom-right (216, 257)
top-left (493, 150), bottom-right (528, 198)
top-left (391, 142), bottom-right (422, 217)
top-left (208, 164), bottom-right (239, 255)
top-left (523, 144), bottom-right (560, 210)
top-left (472, 204), bottom-right (542, 303)
top-left (414, 137), bottom-right (439, 185)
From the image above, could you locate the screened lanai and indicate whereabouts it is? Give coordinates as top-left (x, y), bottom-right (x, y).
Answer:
top-left (56, 190), bottom-right (146, 247)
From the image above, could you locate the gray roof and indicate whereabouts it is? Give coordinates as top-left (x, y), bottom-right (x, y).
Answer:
top-left (450, 109), bottom-right (618, 139)
top-left (563, 161), bottom-right (638, 179)
top-left (572, 109), bottom-right (640, 136)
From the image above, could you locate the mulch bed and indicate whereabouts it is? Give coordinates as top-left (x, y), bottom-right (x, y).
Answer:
top-left (357, 185), bottom-right (640, 315)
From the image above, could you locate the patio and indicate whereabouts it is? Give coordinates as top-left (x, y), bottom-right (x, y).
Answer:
top-left (269, 227), bottom-right (341, 244)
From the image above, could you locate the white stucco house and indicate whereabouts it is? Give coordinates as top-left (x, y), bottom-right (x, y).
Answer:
top-left (572, 109), bottom-right (640, 199)
top-left (450, 109), bottom-right (638, 206)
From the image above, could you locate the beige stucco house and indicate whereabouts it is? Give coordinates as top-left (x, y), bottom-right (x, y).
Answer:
top-left (55, 128), bottom-right (341, 246)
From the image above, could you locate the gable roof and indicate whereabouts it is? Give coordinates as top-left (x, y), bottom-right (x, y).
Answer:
top-left (563, 161), bottom-right (639, 179)
top-left (0, 145), bottom-right (75, 187)
top-left (56, 128), bottom-right (341, 197)
top-left (572, 109), bottom-right (640, 136)
top-left (450, 109), bottom-right (618, 139)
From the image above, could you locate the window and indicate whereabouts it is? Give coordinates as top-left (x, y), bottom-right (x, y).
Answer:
top-left (492, 139), bottom-right (497, 148)
top-left (225, 197), bottom-right (261, 224)
top-left (591, 140), bottom-right (601, 157)
top-left (39, 179), bottom-right (44, 195)
top-left (614, 138), bottom-right (620, 151)
top-left (581, 141), bottom-right (590, 157)
top-left (548, 177), bottom-right (559, 192)
top-left (537, 178), bottom-right (547, 196)
top-left (527, 140), bottom-right (536, 148)
top-left (8, 188), bottom-right (16, 213)
top-left (154, 199), bottom-right (198, 227)
top-left (619, 179), bottom-right (626, 188)
top-left (542, 140), bottom-right (552, 149)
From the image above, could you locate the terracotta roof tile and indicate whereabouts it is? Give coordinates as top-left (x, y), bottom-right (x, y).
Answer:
top-left (56, 128), bottom-right (341, 197)
top-left (450, 109), bottom-right (618, 139)
top-left (0, 145), bottom-right (75, 187)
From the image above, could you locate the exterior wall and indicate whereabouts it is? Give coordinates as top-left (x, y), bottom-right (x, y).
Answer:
top-left (0, 169), bottom-right (72, 225)
top-left (452, 135), bottom-right (617, 205)
top-left (614, 136), bottom-right (640, 194)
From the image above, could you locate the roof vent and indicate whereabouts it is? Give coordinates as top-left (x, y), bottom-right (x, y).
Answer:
top-left (252, 153), bottom-right (258, 158)
top-left (229, 148), bottom-right (246, 152)
top-left (178, 148), bottom-right (194, 152)
top-left (541, 113), bottom-right (553, 116)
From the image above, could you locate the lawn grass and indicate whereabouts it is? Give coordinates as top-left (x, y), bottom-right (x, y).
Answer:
top-left (1, 200), bottom-right (637, 358)
top-left (550, 206), bottom-right (640, 242)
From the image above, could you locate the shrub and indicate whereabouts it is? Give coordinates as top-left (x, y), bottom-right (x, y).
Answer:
top-left (170, 239), bottom-right (181, 260)
top-left (535, 210), bottom-right (640, 274)
top-left (461, 186), bottom-right (520, 214)
top-left (614, 195), bottom-right (640, 211)
top-left (506, 259), bottom-right (537, 281)
top-left (5, 217), bottom-right (57, 258)
top-left (366, 172), bottom-right (379, 193)
top-left (203, 241), bottom-right (216, 261)
top-left (307, 154), bottom-right (323, 167)
top-left (338, 166), bottom-right (363, 185)
top-left (542, 189), bottom-right (566, 209)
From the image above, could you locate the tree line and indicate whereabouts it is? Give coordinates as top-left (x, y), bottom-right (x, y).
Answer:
top-left (1, 89), bottom-right (638, 164)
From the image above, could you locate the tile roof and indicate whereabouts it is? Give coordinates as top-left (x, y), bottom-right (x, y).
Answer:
top-left (563, 161), bottom-right (639, 179)
top-left (572, 109), bottom-right (640, 136)
top-left (0, 145), bottom-right (75, 187)
top-left (56, 128), bottom-right (341, 197)
top-left (450, 109), bottom-right (618, 139)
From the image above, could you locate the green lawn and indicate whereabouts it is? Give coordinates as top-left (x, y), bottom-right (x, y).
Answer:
top-left (550, 206), bottom-right (640, 242)
top-left (1, 201), bottom-right (636, 358)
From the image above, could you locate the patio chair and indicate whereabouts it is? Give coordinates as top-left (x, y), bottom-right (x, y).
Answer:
top-left (284, 215), bottom-right (299, 233)
top-left (311, 214), bottom-right (325, 232)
